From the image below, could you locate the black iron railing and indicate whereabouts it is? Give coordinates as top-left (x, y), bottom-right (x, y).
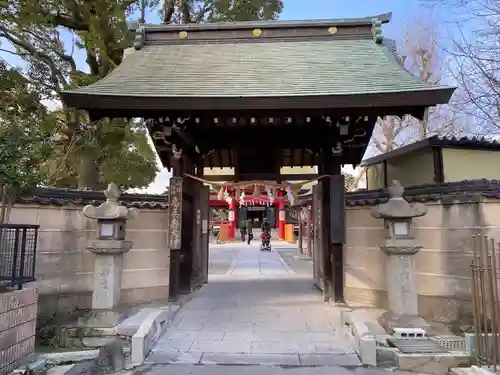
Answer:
top-left (0, 224), bottom-right (39, 290)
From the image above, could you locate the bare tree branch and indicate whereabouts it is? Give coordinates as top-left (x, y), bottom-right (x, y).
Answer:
top-left (0, 25), bottom-right (68, 91)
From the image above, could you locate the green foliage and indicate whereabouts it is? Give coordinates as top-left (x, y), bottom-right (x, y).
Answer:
top-left (0, 0), bottom-right (283, 190)
top-left (343, 172), bottom-right (356, 191)
top-left (162, 0), bottom-right (283, 23)
top-left (206, 0), bottom-right (283, 22)
top-left (99, 121), bottom-right (158, 189)
top-left (0, 61), bottom-right (54, 222)
top-left (0, 0), bottom-right (157, 190)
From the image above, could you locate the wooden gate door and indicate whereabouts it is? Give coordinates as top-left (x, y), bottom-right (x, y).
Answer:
top-left (312, 182), bottom-right (324, 290)
top-left (191, 182), bottom-right (210, 289)
top-left (200, 185), bottom-right (209, 284)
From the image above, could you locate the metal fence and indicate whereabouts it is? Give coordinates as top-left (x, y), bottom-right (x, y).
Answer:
top-left (471, 234), bottom-right (500, 370)
top-left (0, 224), bottom-right (39, 290)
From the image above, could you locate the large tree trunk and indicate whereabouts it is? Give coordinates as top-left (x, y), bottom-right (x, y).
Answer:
top-left (78, 153), bottom-right (102, 189)
top-left (163, 0), bottom-right (175, 23)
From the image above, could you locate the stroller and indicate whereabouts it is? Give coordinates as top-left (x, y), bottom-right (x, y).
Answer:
top-left (260, 229), bottom-right (271, 251)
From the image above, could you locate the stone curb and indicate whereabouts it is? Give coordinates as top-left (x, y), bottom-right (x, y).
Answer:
top-left (471, 365), bottom-right (496, 375)
top-left (130, 308), bottom-right (170, 366)
top-left (129, 286), bottom-right (202, 367)
top-left (342, 310), bottom-right (377, 367)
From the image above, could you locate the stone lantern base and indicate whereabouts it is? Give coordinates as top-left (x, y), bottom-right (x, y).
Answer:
top-left (77, 309), bottom-right (127, 329)
top-left (76, 240), bottom-right (133, 329)
top-left (88, 240), bottom-right (133, 310)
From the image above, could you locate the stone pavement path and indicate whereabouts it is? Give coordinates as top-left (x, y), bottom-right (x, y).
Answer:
top-left (126, 364), bottom-right (422, 375)
top-left (146, 243), bottom-right (358, 367)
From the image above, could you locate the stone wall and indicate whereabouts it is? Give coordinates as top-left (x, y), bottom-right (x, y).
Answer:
top-left (7, 188), bottom-right (169, 320)
top-left (344, 180), bottom-right (500, 330)
top-left (0, 288), bottom-right (38, 374)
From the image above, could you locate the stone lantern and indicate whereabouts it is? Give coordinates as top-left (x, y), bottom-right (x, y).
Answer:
top-left (371, 180), bottom-right (427, 318)
top-left (83, 183), bottom-right (137, 311)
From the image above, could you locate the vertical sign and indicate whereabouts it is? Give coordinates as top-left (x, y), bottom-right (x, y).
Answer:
top-left (329, 175), bottom-right (345, 244)
top-left (168, 177), bottom-right (183, 249)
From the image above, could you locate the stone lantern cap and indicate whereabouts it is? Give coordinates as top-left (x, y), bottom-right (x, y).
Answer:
top-left (371, 180), bottom-right (427, 220)
top-left (83, 183), bottom-right (137, 221)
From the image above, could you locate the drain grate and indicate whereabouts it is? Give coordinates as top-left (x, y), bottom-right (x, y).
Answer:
top-left (431, 335), bottom-right (466, 351)
top-left (388, 338), bottom-right (449, 353)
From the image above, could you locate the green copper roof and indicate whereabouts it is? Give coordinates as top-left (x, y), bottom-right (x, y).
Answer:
top-left (66, 39), bottom-right (449, 98)
top-left (61, 14), bottom-right (455, 111)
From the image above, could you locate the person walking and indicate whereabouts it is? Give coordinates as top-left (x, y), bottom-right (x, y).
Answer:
top-left (239, 222), bottom-right (246, 242)
top-left (245, 219), bottom-right (253, 245)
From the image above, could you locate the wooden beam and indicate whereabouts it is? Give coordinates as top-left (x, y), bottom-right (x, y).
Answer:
top-left (172, 125), bottom-right (195, 147)
top-left (233, 150), bottom-right (240, 181)
top-left (216, 149), bottom-right (223, 168)
top-left (300, 148), bottom-right (306, 167)
top-left (201, 173), bottom-right (319, 182)
top-left (432, 147), bottom-right (445, 183)
top-left (228, 149), bottom-right (233, 169)
top-left (383, 160), bottom-right (388, 189)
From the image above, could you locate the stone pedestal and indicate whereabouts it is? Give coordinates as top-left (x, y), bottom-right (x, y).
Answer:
top-left (92, 254), bottom-right (123, 310)
top-left (386, 254), bottom-right (418, 315)
top-left (87, 240), bottom-right (133, 310)
top-left (381, 239), bottom-right (422, 316)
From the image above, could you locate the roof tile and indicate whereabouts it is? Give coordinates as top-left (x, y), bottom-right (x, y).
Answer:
top-left (69, 38), bottom-right (449, 98)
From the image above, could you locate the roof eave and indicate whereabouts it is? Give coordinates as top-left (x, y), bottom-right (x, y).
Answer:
top-left (60, 87), bottom-right (456, 116)
top-left (360, 137), bottom-right (435, 167)
top-left (360, 134), bottom-right (500, 167)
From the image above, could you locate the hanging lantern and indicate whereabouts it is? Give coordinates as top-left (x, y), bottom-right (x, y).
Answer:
top-left (286, 186), bottom-right (295, 205)
top-left (217, 186), bottom-right (224, 201)
top-left (253, 184), bottom-right (259, 197)
top-left (265, 185), bottom-right (274, 206)
top-left (292, 188), bottom-right (299, 204)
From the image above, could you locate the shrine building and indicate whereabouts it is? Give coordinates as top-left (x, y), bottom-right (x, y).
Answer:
top-left (204, 166), bottom-right (316, 240)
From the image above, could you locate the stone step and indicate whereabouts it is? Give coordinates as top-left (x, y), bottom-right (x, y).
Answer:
top-left (82, 337), bottom-right (122, 348)
top-left (450, 368), bottom-right (475, 375)
top-left (46, 364), bottom-right (76, 375)
top-left (41, 350), bottom-right (99, 366)
top-left (115, 306), bottom-right (169, 337)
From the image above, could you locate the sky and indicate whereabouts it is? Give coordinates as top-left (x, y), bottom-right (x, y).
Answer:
top-left (136, 0), bottom-right (451, 193)
top-left (1, 0), bottom-right (453, 194)
top-left (135, 0), bottom-right (450, 193)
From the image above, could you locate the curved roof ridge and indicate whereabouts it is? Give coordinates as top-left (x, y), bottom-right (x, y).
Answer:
top-left (127, 12), bottom-right (392, 33)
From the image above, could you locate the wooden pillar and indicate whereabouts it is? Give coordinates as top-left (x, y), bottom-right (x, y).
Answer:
top-left (168, 154), bottom-right (183, 301)
top-left (330, 172), bottom-right (345, 304)
top-left (278, 190), bottom-right (285, 240)
top-left (306, 206), bottom-right (312, 257)
top-left (275, 199), bottom-right (280, 229)
top-left (318, 146), bottom-right (345, 304)
top-left (318, 151), bottom-right (334, 301)
top-left (229, 198), bottom-right (237, 240)
top-left (298, 208), bottom-right (303, 255)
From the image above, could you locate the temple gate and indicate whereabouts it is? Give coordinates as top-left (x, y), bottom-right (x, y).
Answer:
top-left (60, 13), bottom-right (454, 303)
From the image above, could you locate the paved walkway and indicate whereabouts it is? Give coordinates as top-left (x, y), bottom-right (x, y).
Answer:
top-left (146, 243), bottom-right (358, 367)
